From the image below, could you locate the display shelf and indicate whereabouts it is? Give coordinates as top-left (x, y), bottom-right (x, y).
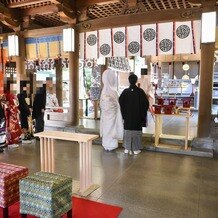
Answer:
top-left (44, 107), bottom-right (70, 127)
top-left (158, 134), bottom-right (186, 140)
top-left (155, 95), bottom-right (194, 108)
top-left (154, 110), bottom-right (191, 150)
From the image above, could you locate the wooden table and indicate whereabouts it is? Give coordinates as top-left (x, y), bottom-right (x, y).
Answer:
top-left (35, 131), bottom-right (99, 194)
top-left (154, 112), bottom-right (191, 150)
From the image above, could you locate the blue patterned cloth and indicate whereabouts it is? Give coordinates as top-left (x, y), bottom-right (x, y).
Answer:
top-left (19, 172), bottom-right (72, 218)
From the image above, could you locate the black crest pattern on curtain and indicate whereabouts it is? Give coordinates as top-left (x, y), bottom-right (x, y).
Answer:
top-left (114, 31), bottom-right (125, 44)
top-left (100, 44), bottom-right (111, 56)
top-left (159, 39), bottom-right (172, 52)
top-left (176, 25), bottom-right (190, 39)
top-left (87, 34), bottom-right (97, 46)
top-left (128, 41), bottom-right (140, 54)
top-left (143, 28), bottom-right (156, 41)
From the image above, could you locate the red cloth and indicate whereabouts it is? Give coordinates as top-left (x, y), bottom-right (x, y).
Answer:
top-left (4, 94), bottom-right (22, 144)
top-left (0, 196), bottom-right (122, 218)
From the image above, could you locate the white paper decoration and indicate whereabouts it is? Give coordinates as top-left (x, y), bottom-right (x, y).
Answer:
top-left (127, 26), bottom-right (141, 57)
top-left (99, 29), bottom-right (112, 57)
top-left (112, 27), bottom-right (126, 57)
top-left (86, 31), bottom-right (98, 59)
top-left (142, 24), bottom-right (157, 56)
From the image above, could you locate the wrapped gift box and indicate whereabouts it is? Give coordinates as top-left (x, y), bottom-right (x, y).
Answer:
top-left (182, 98), bottom-right (191, 108)
top-left (153, 105), bottom-right (162, 114)
top-left (163, 105), bottom-right (173, 114)
top-left (157, 98), bottom-right (164, 106)
top-left (20, 171), bottom-right (72, 218)
top-left (0, 162), bottom-right (28, 208)
top-left (168, 98), bottom-right (177, 106)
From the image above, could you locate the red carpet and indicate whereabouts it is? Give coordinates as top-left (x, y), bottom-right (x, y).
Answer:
top-left (0, 196), bottom-right (122, 218)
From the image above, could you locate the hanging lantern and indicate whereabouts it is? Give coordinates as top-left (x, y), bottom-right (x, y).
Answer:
top-left (8, 35), bottom-right (19, 56)
top-left (63, 28), bottom-right (75, 52)
top-left (182, 63), bottom-right (190, 71)
top-left (201, 11), bottom-right (216, 43)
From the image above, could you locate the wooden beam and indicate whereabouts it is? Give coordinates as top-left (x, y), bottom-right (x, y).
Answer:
top-left (174, 0), bottom-right (180, 9)
top-left (77, 7), bottom-right (89, 22)
top-left (10, 0), bottom-right (75, 12)
top-left (0, 16), bottom-right (20, 30)
top-left (127, 0), bottom-right (137, 7)
top-left (201, 0), bottom-right (216, 10)
top-left (77, 0), bottom-right (120, 8)
top-left (151, 53), bottom-right (200, 62)
top-left (145, 0), bottom-right (154, 10)
top-left (187, 0), bottom-right (202, 6)
top-left (21, 15), bottom-right (42, 29)
top-left (138, 2), bottom-right (147, 12)
top-left (22, 3), bottom-right (75, 23)
top-left (167, 0), bottom-right (173, 9)
top-left (49, 0), bottom-right (65, 5)
top-left (38, 0), bottom-right (75, 9)
top-left (0, 2), bottom-right (13, 17)
top-left (77, 7), bottom-right (202, 32)
top-left (0, 2), bottom-right (22, 22)
top-left (23, 25), bottom-right (64, 37)
top-left (8, 0), bottom-right (47, 8)
top-left (23, 4), bottom-right (59, 16)
top-left (0, 3), bottom-right (21, 30)
top-left (182, 0), bottom-right (187, 8)
top-left (160, 0), bottom-right (167, 10)
top-left (62, 7), bottom-right (76, 19)
top-left (0, 25), bottom-right (64, 40)
top-left (152, 0), bottom-right (160, 10)
top-left (120, 5), bottom-right (128, 15)
top-left (58, 10), bottom-right (76, 24)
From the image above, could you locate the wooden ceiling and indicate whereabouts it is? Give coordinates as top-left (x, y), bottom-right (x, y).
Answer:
top-left (0, 0), bottom-right (216, 34)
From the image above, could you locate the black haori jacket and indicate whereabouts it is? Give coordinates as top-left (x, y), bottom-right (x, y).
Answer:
top-left (32, 92), bottom-right (46, 119)
top-left (119, 85), bottom-right (149, 130)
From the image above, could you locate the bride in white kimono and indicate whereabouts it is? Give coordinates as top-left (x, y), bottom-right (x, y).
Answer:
top-left (100, 68), bottom-right (123, 151)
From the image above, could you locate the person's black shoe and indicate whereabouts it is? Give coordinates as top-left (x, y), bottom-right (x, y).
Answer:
top-left (35, 136), bottom-right (40, 141)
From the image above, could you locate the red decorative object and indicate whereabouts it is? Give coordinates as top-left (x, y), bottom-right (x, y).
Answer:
top-left (153, 105), bottom-right (162, 114)
top-left (157, 98), bottom-right (164, 106)
top-left (168, 98), bottom-right (177, 106)
top-left (53, 108), bottom-right (64, 113)
top-left (163, 105), bottom-right (173, 114)
top-left (182, 98), bottom-right (191, 108)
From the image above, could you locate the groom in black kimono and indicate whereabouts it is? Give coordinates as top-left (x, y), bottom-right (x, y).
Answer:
top-left (119, 73), bottom-right (149, 155)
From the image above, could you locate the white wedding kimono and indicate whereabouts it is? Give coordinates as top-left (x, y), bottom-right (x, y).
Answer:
top-left (100, 68), bottom-right (124, 151)
top-left (46, 93), bottom-right (59, 108)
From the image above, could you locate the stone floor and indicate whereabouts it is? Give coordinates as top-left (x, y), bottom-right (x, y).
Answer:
top-left (1, 111), bottom-right (218, 217)
top-left (1, 138), bottom-right (218, 218)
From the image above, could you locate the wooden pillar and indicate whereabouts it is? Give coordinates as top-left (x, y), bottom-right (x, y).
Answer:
top-left (197, 0), bottom-right (216, 137)
top-left (55, 58), bottom-right (63, 106)
top-left (68, 27), bottom-right (79, 126)
top-left (197, 43), bottom-right (215, 137)
top-left (16, 33), bottom-right (26, 94)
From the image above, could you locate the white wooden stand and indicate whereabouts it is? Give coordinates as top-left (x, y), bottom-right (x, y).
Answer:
top-left (154, 109), bottom-right (191, 150)
top-left (35, 131), bottom-right (99, 195)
